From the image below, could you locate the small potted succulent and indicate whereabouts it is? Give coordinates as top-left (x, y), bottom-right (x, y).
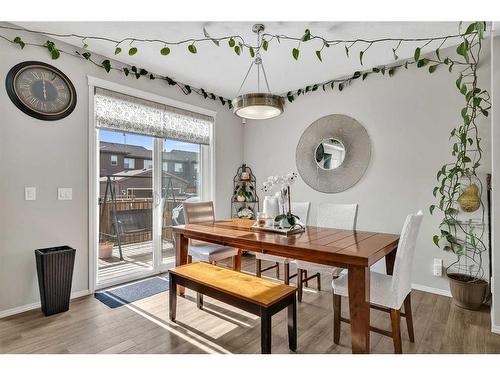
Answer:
top-left (234, 184), bottom-right (254, 202)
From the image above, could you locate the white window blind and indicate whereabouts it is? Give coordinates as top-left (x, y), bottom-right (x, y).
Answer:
top-left (94, 87), bottom-right (213, 145)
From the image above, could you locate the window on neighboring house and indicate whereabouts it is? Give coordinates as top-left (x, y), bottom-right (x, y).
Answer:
top-left (162, 161), bottom-right (169, 171)
top-left (174, 163), bottom-right (183, 173)
top-left (110, 154), bottom-right (118, 166)
top-left (143, 159), bottom-right (153, 169)
top-left (124, 158), bottom-right (135, 169)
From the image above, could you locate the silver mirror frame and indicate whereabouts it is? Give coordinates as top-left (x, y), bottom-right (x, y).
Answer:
top-left (296, 114), bottom-right (371, 193)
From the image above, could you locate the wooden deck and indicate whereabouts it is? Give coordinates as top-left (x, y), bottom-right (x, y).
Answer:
top-left (98, 240), bottom-right (175, 286)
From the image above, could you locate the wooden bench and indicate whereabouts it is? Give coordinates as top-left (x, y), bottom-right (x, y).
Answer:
top-left (168, 262), bottom-right (297, 354)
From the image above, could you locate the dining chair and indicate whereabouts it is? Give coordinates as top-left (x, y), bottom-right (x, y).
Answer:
top-left (254, 201), bottom-right (310, 284)
top-left (332, 210), bottom-right (423, 354)
top-left (292, 203), bottom-right (358, 302)
top-left (183, 201), bottom-right (242, 309)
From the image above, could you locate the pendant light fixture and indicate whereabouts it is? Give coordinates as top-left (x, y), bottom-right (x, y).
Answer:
top-left (232, 24), bottom-right (284, 120)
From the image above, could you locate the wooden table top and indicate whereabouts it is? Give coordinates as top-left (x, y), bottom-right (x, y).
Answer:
top-left (173, 219), bottom-right (399, 268)
top-left (170, 262), bottom-right (297, 307)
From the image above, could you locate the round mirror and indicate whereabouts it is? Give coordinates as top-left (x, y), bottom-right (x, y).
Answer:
top-left (315, 138), bottom-right (346, 170)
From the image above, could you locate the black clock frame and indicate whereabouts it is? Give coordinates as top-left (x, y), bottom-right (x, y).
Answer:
top-left (5, 61), bottom-right (77, 121)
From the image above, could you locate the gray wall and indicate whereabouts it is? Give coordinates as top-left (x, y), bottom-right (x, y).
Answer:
top-left (243, 43), bottom-right (492, 295)
top-left (0, 25), bottom-right (243, 313)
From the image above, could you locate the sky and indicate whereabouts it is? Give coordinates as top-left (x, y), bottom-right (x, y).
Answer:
top-left (99, 129), bottom-right (199, 152)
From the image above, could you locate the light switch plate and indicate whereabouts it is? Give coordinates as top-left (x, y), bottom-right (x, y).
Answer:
top-left (25, 187), bottom-right (36, 201)
top-left (58, 187), bottom-right (73, 201)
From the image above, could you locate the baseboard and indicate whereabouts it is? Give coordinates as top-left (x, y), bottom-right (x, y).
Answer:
top-left (0, 289), bottom-right (91, 319)
top-left (411, 283), bottom-right (452, 297)
top-left (491, 324), bottom-right (500, 335)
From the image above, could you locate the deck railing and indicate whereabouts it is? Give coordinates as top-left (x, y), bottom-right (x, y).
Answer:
top-left (99, 197), bottom-right (185, 245)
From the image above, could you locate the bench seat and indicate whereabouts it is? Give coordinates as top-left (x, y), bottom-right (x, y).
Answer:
top-left (168, 262), bottom-right (297, 354)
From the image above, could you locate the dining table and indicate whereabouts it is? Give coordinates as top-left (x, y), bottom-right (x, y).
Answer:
top-left (172, 218), bottom-right (400, 354)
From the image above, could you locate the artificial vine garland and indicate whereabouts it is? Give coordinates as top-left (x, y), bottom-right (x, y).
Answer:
top-left (0, 23), bottom-right (486, 106)
top-left (0, 22), bottom-right (490, 280)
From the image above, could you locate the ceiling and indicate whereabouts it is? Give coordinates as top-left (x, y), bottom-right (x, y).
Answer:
top-left (14, 22), bottom-right (463, 98)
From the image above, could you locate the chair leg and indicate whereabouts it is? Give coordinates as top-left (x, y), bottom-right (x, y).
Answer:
top-left (233, 249), bottom-right (242, 271)
top-left (256, 259), bottom-right (262, 277)
top-left (275, 262), bottom-right (280, 279)
top-left (333, 293), bottom-right (341, 344)
top-left (297, 269), bottom-right (303, 302)
top-left (187, 255), bottom-right (192, 263)
top-left (197, 293), bottom-right (203, 309)
top-left (390, 308), bottom-right (402, 354)
top-left (316, 273), bottom-right (321, 291)
top-left (284, 263), bottom-right (290, 285)
top-left (404, 293), bottom-right (415, 343)
top-left (304, 270), bottom-right (308, 287)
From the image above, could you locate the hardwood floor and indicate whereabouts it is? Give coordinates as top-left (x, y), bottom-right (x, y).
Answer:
top-left (1, 254), bottom-right (499, 354)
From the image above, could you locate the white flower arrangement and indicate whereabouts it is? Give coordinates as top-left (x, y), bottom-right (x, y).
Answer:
top-left (262, 172), bottom-right (298, 192)
top-left (261, 172), bottom-right (300, 229)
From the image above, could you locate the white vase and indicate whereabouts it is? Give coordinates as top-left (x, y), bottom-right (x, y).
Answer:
top-left (263, 196), bottom-right (279, 219)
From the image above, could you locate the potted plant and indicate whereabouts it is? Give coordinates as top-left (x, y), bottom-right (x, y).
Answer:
top-left (234, 184), bottom-right (253, 202)
top-left (262, 172), bottom-right (300, 229)
top-left (98, 233), bottom-right (114, 259)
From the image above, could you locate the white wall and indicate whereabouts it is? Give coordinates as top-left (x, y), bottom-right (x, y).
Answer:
top-left (491, 34), bottom-right (500, 333)
top-left (243, 44), bottom-right (492, 294)
top-left (0, 25), bottom-right (243, 313)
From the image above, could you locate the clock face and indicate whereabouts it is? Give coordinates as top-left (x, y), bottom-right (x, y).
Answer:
top-left (6, 61), bottom-right (77, 121)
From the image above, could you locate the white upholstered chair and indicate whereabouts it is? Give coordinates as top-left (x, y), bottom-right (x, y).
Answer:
top-left (254, 202), bottom-right (310, 283)
top-left (332, 210), bottom-right (423, 354)
top-left (292, 203), bottom-right (358, 301)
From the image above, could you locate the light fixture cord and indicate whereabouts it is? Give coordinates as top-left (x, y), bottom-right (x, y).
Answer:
top-left (235, 25), bottom-right (272, 96)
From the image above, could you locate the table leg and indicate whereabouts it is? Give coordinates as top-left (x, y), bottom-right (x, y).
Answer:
top-left (348, 266), bottom-right (370, 354)
top-left (385, 247), bottom-right (397, 275)
top-left (168, 272), bottom-right (177, 322)
top-left (175, 232), bottom-right (189, 296)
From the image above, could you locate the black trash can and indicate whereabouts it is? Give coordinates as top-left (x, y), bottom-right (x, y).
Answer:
top-left (35, 245), bottom-right (76, 316)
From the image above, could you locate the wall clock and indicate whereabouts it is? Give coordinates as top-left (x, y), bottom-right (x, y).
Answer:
top-left (5, 61), bottom-right (77, 121)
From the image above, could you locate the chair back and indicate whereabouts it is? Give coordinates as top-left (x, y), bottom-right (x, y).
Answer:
top-left (391, 211), bottom-right (424, 305)
top-left (317, 203), bottom-right (358, 230)
top-left (183, 201), bottom-right (215, 225)
top-left (291, 202), bottom-right (310, 225)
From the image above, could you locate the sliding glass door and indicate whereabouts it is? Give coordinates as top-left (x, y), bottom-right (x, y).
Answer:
top-left (91, 82), bottom-right (213, 289)
top-left (97, 130), bottom-right (155, 287)
top-left (160, 139), bottom-right (202, 268)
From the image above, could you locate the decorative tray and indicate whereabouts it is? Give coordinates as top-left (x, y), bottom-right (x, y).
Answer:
top-left (251, 222), bottom-right (305, 236)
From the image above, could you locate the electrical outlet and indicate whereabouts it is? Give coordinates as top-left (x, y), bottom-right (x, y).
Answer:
top-left (433, 258), bottom-right (443, 277)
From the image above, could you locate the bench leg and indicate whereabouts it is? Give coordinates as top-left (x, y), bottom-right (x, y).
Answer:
top-left (197, 293), bottom-right (203, 309)
top-left (288, 295), bottom-right (297, 352)
top-left (260, 308), bottom-right (272, 354)
top-left (169, 272), bottom-right (177, 322)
